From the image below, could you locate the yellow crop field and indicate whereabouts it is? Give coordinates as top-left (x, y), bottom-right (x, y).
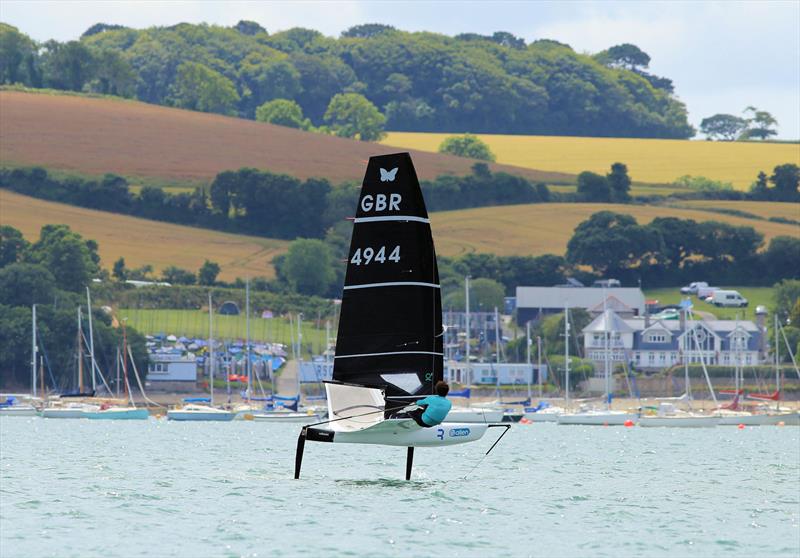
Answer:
top-left (430, 203), bottom-right (799, 257)
top-left (0, 190), bottom-right (288, 280)
top-left (382, 132), bottom-right (800, 190)
top-left (673, 200), bottom-right (800, 221)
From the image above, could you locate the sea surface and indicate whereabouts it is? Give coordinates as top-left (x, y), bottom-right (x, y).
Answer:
top-left (1, 417), bottom-right (798, 558)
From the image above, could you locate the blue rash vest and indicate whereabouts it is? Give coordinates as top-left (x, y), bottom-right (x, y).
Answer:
top-left (415, 395), bottom-right (452, 426)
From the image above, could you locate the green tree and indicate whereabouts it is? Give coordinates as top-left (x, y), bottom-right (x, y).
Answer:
top-left (539, 308), bottom-right (591, 357)
top-left (239, 54), bottom-right (301, 116)
top-left (27, 225), bottom-right (98, 290)
top-left (763, 236), bottom-right (800, 282)
top-left (595, 43), bottom-right (650, 71)
top-left (323, 93), bottom-right (386, 141)
top-left (700, 114), bottom-right (748, 141)
top-left (606, 162), bottom-right (632, 202)
top-left (742, 106), bottom-right (778, 140)
top-left (750, 171), bottom-right (769, 198)
top-left (442, 278), bottom-right (505, 312)
top-left (0, 263), bottom-right (56, 307)
top-left (197, 260), bottom-right (221, 286)
top-left (282, 239), bottom-right (335, 296)
top-left (40, 40), bottom-right (97, 91)
top-left (234, 20), bottom-right (266, 36)
top-left (112, 257), bottom-right (127, 281)
top-left (88, 48), bottom-right (135, 96)
top-left (769, 164), bottom-right (799, 201)
top-left (674, 175), bottom-right (734, 192)
top-left (0, 226), bottom-right (29, 267)
top-left (567, 211), bottom-right (663, 276)
top-left (438, 134), bottom-right (496, 162)
top-left (255, 98), bottom-right (309, 129)
top-left (172, 61), bottom-right (240, 115)
top-left (577, 171), bottom-right (610, 202)
top-left (0, 23), bottom-right (37, 85)
top-left (162, 265), bottom-right (196, 285)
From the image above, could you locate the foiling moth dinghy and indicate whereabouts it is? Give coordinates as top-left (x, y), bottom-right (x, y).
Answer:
top-left (294, 153), bottom-right (508, 480)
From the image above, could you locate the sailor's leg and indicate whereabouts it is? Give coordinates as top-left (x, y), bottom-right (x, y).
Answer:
top-left (405, 446), bottom-right (414, 480)
top-left (294, 429), bottom-right (306, 479)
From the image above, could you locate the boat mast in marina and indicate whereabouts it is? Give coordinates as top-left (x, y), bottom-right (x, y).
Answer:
top-left (86, 288), bottom-right (96, 393)
top-left (31, 305), bottom-right (37, 398)
top-left (209, 292), bottom-right (215, 406)
top-left (465, 275), bottom-right (471, 389)
top-left (564, 304), bottom-right (570, 411)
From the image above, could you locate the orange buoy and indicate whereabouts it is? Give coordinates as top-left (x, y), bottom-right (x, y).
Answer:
top-left (777, 421), bottom-right (785, 427)
top-left (603, 422), bottom-right (609, 427)
top-left (624, 419), bottom-right (634, 427)
top-left (737, 423), bottom-right (745, 429)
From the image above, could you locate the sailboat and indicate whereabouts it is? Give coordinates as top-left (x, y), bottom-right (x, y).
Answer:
top-left (558, 306), bottom-right (638, 425)
top-left (168, 293), bottom-right (234, 421)
top-left (294, 153), bottom-right (506, 480)
top-left (1, 305), bottom-right (41, 417)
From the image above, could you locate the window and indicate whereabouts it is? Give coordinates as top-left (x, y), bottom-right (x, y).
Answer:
top-left (648, 352), bottom-right (655, 364)
top-left (646, 332), bottom-right (667, 343)
top-left (659, 352), bottom-right (666, 363)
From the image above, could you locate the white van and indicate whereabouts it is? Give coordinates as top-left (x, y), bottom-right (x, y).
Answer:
top-left (697, 285), bottom-right (718, 299)
top-left (711, 290), bottom-right (748, 307)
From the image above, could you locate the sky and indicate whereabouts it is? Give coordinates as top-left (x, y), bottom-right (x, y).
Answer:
top-left (2, 0), bottom-right (799, 139)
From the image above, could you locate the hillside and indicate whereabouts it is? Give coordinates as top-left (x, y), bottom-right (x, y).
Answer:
top-left (0, 91), bottom-right (572, 185)
top-left (382, 132), bottom-right (800, 190)
top-left (429, 202), bottom-right (799, 257)
top-left (0, 190), bottom-right (287, 280)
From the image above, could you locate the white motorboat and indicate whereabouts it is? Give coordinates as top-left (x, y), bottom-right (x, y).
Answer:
top-left (167, 403), bottom-right (235, 421)
top-left (716, 410), bottom-right (799, 426)
top-left (524, 406), bottom-right (564, 422)
top-left (557, 406), bottom-right (638, 426)
top-left (639, 404), bottom-right (719, 428)
top-left (0, 396), bottom-right (38, 417)
top-left (446, 406), bottom-right (504, 423)
top-left (42, 402), bottom-right (99, 418)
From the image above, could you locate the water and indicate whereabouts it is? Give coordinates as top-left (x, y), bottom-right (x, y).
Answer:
top-left (1, 418), bottom-right (798, 558)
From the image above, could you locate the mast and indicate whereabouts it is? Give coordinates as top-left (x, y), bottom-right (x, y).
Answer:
top-left (775, 314), bottom-right (780, 412)
top-left (465, 276), bottom-right (471, 388)
top-left (122, 319), bottom-right (128, 401)
top-left (297, 313), bottom-right (302, 396)
top-left (31, 305), bottom-right (37, 398)
top-left (39, 355), bottom-right (45, 398)
top-left (115, 346), bottom-right (120, 398)
top-left (78, 307), bottom-right (84, 393)
top-left (494, 306), bottom-right (500, 395)
top-left (603, 291), bottom-right (610, 410)
top-left (537, 335), bottom-right (543, 399)
top-left (209, 292), bottom-right (214, 406)
top-left (564, 305), bottom-right (570, 411)
top-left (86, 287), bottom-right (97, 392)
top-left (525, 321), bottom-right (531, 400)
top-left (246, 279), bottom-right (251, 403)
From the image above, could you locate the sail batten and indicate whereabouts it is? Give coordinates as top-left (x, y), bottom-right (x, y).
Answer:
top-left (333, 153), bottom-right (443, 398)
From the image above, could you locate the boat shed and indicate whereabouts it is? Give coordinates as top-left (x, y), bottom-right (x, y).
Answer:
top-left (516, 286), bottom-right (646, 325)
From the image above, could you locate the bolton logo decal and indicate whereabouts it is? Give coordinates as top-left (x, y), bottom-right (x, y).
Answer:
top-left (379, 167), bottom-right (398, 182)
top-left (449, 428), bottom-right (471, 437)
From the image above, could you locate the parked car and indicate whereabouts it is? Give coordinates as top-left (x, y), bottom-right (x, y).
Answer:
top-left (711, 290), bottom-right (748, 307)
top-left (697, 285), bottom-right (719, 299)
top-left (680, 281), bottom-right (708, 295)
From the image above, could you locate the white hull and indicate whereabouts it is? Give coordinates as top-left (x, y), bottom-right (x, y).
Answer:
top-left (558, 411), bottom-right (638, 426)
top-left (167, 410), bottom-right (235, 421)
top-left (42, 406), bottom-right (97, 419)
top-left (524, 407), bottom-right (564, 422)
top-left (84, 408), bottom-right (149, 420)
top-left (639, 415), bottom-right (719, 428)
top-left (446, 407), bottom-right (504, 423)
top-left (717, 412), bottom-right (800, 426)
top-left (0, 405), bottom-right (38, 417)
top-left (251, 412), bottom-right (321, 423)
top-left (317, 419), bottom-right (490, 447)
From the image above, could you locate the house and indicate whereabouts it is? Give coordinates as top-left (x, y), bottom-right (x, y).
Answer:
top-left (445, 361), bottom-right (547, 386)
top-left (516, 286), bottom-right (646, 325)
top-left (147, 353), bottom-right (198, 381)
top-left (582, 309), bottom-right (764, 371)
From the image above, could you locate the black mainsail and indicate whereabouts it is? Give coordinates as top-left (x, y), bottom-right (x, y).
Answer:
top-left (332, 152), bottom-right (443, 401)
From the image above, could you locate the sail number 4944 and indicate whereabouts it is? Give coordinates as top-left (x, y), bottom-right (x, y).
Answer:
top-left (350, 245), bottom-right (400, 265)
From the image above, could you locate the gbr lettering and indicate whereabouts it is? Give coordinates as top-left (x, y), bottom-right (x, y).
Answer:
top-left (350, 245), bottom-right (400, 266)
top-left (360, 193), bottom-right (401, 213)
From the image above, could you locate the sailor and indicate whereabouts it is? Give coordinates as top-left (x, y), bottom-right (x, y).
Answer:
top-left (408, 381), bottom-right (452, 428)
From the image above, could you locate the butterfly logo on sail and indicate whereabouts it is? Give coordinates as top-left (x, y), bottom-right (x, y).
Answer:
top-left (379, 167), bottom-right (398, 182)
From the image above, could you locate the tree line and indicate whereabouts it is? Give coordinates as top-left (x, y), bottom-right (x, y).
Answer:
top-left (0, 21), bottom-right (693, 138)
top-left (0, 225), bottom-right (148, 390)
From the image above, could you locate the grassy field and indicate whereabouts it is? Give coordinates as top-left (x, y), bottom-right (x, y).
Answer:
top-left (0, 190), bottom-right (287, 280)
top-left (118, 308), bottom-right (329, 353)
top-left (644, 287), bottom-right (775, 320)
top-left (0, 90), bottom-right (570, 184)
top-left (429, 203), bottom-right (799, 257)
top-left (671, 200), bottom-right (800, 221)
top-left (382, 132), bottom-right (800, 190)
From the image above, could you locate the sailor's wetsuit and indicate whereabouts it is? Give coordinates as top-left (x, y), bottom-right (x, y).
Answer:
top-left (409, 395), bottom-right (452, 427)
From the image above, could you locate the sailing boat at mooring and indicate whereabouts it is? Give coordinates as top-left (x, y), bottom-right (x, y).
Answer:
top-left (294, 153), bottom-right (506, 480)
